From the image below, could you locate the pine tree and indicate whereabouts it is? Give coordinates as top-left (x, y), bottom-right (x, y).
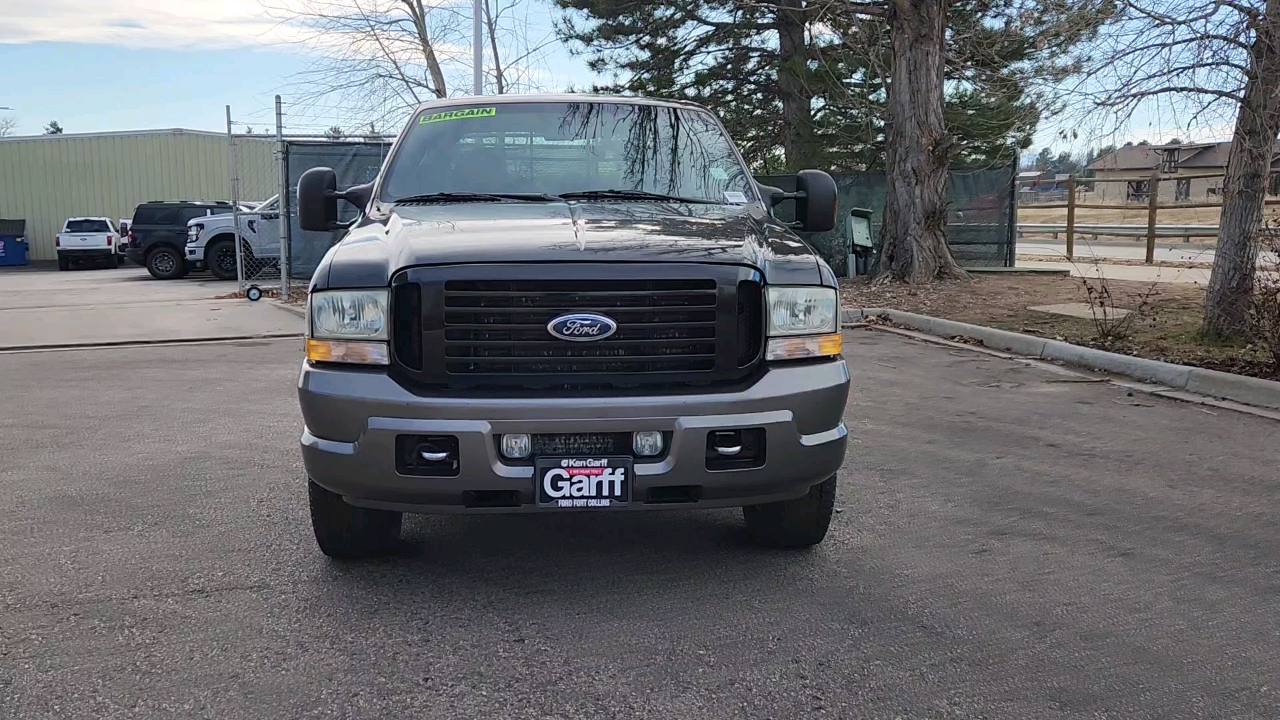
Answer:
top-left (554, 0), bottom-right (1107, 174)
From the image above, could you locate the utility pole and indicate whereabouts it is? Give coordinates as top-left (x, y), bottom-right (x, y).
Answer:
top-left (473, 0), bottom-right (483, 95)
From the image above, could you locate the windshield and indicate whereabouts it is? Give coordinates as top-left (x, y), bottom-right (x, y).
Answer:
top-left (65, 219), bottom-right (111, 233)
top-left (380, 101), bottom-right (755, 204)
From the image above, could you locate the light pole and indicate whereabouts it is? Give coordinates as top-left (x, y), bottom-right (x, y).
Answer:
top-left (473, 0), bottom-right (483, 95)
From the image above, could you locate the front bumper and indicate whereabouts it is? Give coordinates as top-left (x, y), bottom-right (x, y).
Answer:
top-left (299, 358), bottom-right (850, 513)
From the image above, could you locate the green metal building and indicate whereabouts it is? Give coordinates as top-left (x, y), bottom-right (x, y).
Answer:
top-left (0, 129), bottom-right (277, 261)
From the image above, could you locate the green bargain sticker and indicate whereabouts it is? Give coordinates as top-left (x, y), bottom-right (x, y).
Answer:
top-left (419, 107), bottom-right (497, 124)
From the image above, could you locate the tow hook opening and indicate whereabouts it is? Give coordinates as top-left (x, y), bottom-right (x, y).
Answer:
top-left (706, 428), bottom-right (766, 471)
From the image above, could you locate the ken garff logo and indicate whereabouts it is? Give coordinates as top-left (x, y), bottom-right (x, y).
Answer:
top-left (547, 312), bottom-right (618, 342)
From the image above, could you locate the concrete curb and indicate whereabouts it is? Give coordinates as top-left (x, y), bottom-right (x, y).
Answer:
top-left (843, 307), bottom-right (1280, 411)
top-left (0, 332), bottom-right (303, 354)
top-left (269, 300), bottom-right (306, 318)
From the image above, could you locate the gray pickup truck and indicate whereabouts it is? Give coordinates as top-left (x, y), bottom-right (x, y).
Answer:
top-left (296, 94), bottom-right (849, 558)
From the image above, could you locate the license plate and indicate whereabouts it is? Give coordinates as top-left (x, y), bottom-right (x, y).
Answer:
top-left (535, 457), bottom-right (631, 508)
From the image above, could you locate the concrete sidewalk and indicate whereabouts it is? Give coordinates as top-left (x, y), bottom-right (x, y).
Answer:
top-left (1017, 259), bottom-right (1214, 283)
top-left (0, 265), bottom-right (302, 349)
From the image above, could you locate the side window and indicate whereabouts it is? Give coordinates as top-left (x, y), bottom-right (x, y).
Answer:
top-left (178, 208), bottom-right (209, 225)
top-left (143, 207), bottom-right (180, 226)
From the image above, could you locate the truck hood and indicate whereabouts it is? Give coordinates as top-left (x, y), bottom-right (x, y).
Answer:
top-left (317, 201), bottom-right (827, 288)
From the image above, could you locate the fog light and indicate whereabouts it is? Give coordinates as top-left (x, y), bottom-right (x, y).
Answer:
top-left (500, 433), bottom-right (531, 459)
top-left (633, 431), bottom-right (664, 457)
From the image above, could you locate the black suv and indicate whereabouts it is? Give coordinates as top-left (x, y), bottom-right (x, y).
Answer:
top-left (126, 201), bottom-right (233, 279)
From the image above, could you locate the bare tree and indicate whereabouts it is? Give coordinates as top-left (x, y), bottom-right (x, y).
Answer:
top-left (0, 116), bottom-right (17, 138)
top-left (265, 0), bottom-right (556, 128)
top-left (325, 125), bottom-right (346, 140)
top-left (1082, 0), bottom-right (1280, 338)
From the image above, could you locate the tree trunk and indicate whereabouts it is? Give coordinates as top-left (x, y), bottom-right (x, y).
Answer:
top-left (1203, 3), bottom-right (1280, 338)
top-left (775, 0), bottom-right (816, 172)
top-left (871, 0), bottom-right (966, 283)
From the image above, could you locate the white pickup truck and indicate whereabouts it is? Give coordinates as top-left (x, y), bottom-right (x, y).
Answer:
top-left (185, 196), bottom-right (281, 280)
top-left (56, 217), bottom-right (120, 270)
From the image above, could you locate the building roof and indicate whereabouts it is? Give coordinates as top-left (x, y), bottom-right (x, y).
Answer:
top-left (0, 128), bottom-right (258, 143)
top-left (1086, 141), bottom-right (1275, 171)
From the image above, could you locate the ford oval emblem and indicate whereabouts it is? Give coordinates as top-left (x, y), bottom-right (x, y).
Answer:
top-left (547, 312), bottom-right (618, 342)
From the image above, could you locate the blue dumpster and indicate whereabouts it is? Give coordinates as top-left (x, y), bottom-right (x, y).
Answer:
top-left (0, 236), bottom-right (28, 266)
top-left (0, 219), bottom-right (29, 266)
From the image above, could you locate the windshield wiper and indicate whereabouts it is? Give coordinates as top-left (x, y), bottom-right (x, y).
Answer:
top-left (392, 192), bottom-right (561, 204)
top-left (558, 189), bottom-right (720, 204)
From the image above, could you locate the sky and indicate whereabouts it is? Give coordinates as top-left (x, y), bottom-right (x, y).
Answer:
top-left (0, 0), bottom-right (598, 137)
top-left (0, 0), bottom-right (1239, 153)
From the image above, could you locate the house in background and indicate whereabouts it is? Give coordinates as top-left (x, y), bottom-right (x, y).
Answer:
top-left (1086, 142), bottom-right (1280, 204)
top-left (1017, 170), bottom-right (1070, 203)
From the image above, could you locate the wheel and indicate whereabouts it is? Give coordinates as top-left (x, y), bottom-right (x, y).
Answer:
top-left (145, 247), bottom-right (184, 280)
top-left (57, 254), bottom-right (70, 271)
top-left (309, 480), bottom-right (402, 559)
top-left (206, 239), bottom-right (238, 281)
top-left (106, 253), bottom-right (120, 269)
top-left (743, 475), bottom-right (837, 548)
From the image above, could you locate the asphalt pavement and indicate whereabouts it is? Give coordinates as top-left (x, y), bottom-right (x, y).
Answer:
top-left (0, 265), bottom-right (301, 349)
top-left (2, 331), bottom-right (1279, 719)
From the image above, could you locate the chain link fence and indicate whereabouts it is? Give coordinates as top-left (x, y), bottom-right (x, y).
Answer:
top-left (225, 128), bottom-right (283, 293)
top-left (226, 100), bottom-right (1013, 289)
top-left (225, 102), bottom-right (393, 297)
top-left (757, 165), bottom-right (1017, 275)
top-left (285, 141), bottom-right (393, 280)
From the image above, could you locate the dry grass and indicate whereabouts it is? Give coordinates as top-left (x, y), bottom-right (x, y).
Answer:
top-left (1018, 201), bottom-right (1280, 228)
top-left (1018, 205), bottom-right (1224, 226)
top-left (840, 274), bottom-right (1276, 379)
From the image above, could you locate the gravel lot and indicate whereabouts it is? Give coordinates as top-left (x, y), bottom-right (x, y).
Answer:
top-left (2, 332), bottom-right (1278, 719)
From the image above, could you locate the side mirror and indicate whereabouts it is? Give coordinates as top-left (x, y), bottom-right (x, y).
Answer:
top-left (795, 169), bottom-right (838, 233)
top-left (298, 169), bottom-right (375, 232)
top-left (298, 167), bottom-right (338, 231)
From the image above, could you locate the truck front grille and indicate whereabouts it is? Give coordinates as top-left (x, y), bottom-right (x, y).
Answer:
top-left (391, 264), bottom-right (764, 391)
top-left (443, 278), bottom-right (718, 376)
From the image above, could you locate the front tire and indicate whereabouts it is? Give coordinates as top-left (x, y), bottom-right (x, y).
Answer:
top-left (206, 239), bottom-right (238, 281)
top-left (309, 480), bottom-right (402, 559)
top-left (146, 247), bottom-right (184, 280)
top-left (743, 475), bottom-right (837, 548)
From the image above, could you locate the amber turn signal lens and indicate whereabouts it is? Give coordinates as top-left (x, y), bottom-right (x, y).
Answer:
top-left (305, 338), bottom-right (390, 365)
top-left (764, 333), bottom-right (842, 361)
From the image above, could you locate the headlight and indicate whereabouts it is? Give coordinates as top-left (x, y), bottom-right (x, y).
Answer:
top-left (187, 225), bottom-right (202, 243)
top-left (766, 286), bottom-right (838, 336)
top-left (310, 290), bottom-right (389, 340)
top-left (307, 289), bottom-right (390, 365)
top-left (765, 286), bottom-right (841, 361)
